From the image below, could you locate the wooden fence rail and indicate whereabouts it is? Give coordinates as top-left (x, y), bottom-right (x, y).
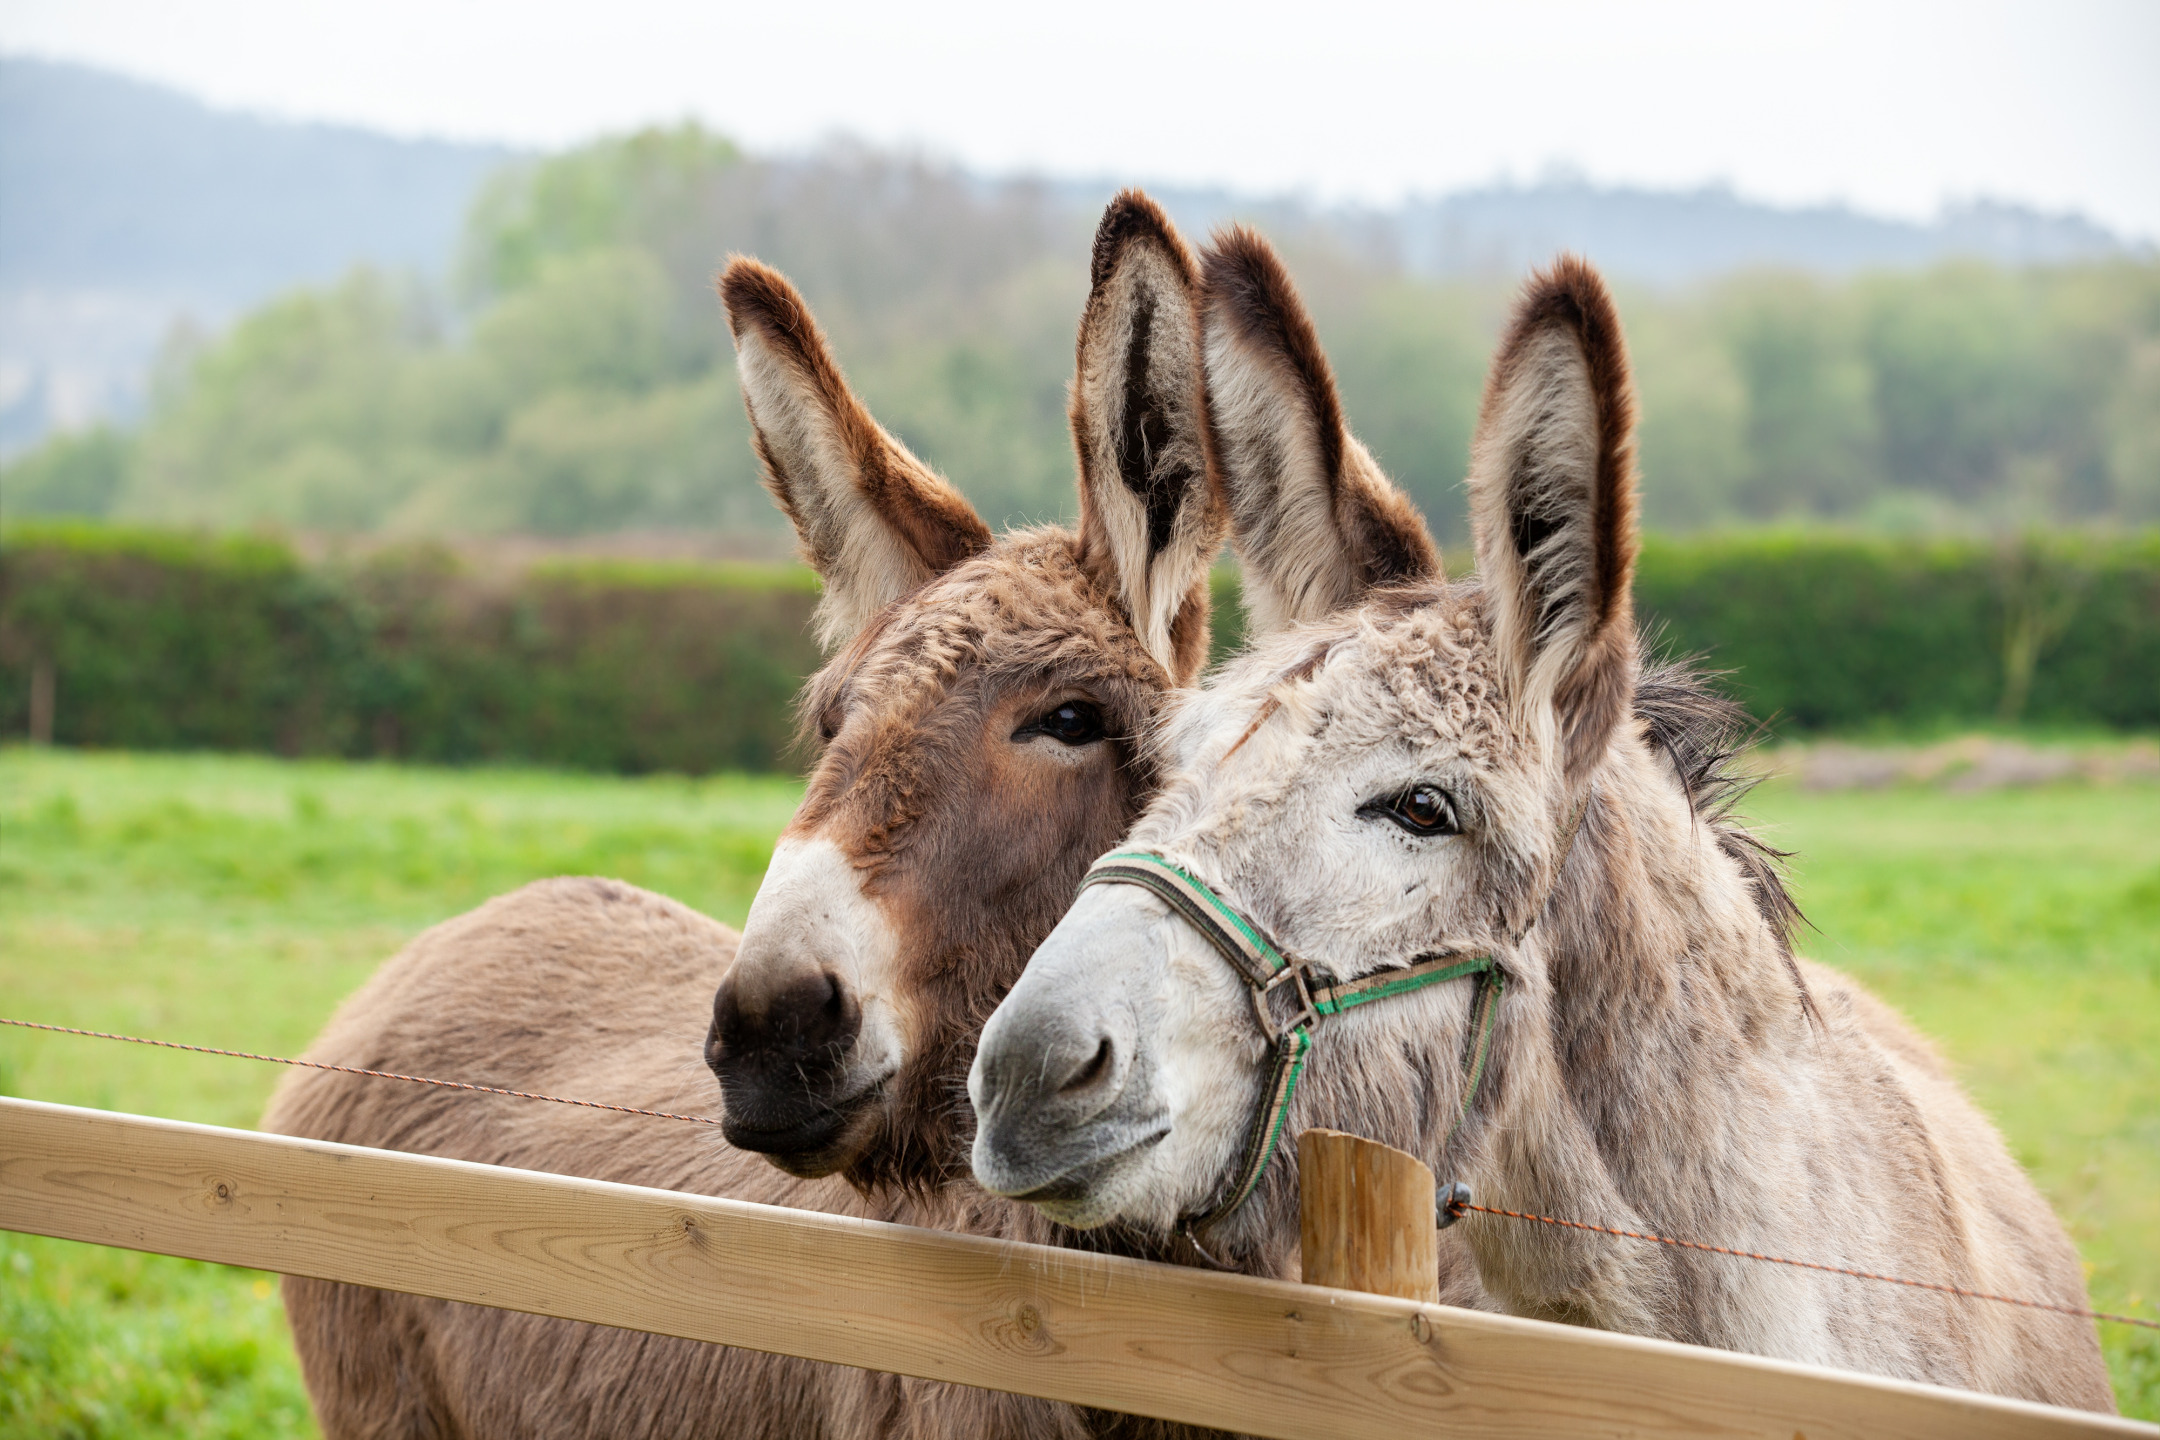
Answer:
top-left (0, 1097), bottom-right (2146, 1440)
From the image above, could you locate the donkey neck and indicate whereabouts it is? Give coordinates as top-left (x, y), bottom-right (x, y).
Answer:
top-left (1463, 737), bottom-right (1813, 1335)
top-left (1545, 739), bottom-right (1804, 1080)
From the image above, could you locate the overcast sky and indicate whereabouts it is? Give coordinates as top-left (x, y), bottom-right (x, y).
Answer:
top-left (7, 0), bottom-right (2158, 238)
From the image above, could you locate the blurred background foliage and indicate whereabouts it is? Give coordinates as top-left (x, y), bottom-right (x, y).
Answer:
top-left (0, 523), bottom-right (823, 773)
top-left (3, 524), bottom-right (2154, 775)
top-left (6, 121), bottom-right (2160, 546)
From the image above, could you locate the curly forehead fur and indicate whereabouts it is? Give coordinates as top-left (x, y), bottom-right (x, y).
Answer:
top-left (1325, 587), bottom-right (1517, 764)
top-left (806, 531), bottom-right (1170, 724)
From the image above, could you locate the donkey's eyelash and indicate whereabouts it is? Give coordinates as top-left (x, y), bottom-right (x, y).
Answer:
top-left (1358, 785), bottom-right (1462, 837)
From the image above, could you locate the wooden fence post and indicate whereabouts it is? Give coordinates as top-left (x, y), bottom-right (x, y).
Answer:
top-left (1297, 1127), bottom-right (1439, 1304)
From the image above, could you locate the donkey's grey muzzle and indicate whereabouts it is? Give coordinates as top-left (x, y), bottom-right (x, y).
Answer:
top-left (968, 893), bottom-right (1168, 1206)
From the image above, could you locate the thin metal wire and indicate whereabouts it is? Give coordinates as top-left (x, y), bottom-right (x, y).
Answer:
top-left (0, 1016), bottom-right (725, 1128)
top-left (1451, 1199), bottom-right (2160, 1332)
top-left (9, 1013), bottom-right (2155, 1332)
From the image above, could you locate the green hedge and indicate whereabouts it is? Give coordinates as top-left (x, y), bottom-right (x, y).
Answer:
top-left (3, 526), bottom-right (2155, 773)
top-left (0, 525), bottom-right (822, 772)
top-left (1211, 531), bottom-right (2160, 734)
top-left (1632, 532), bottom-right (2160, 732)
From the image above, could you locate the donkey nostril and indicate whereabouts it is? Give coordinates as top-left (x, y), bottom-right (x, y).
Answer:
top-left (1062, 1037), bottom-right (1115, 1095)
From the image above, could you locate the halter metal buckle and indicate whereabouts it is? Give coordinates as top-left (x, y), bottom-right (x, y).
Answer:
top-left (1254, 961), bottom-right (1321, 1042)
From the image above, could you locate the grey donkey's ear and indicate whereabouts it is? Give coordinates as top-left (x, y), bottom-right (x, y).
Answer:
top-left (1070, 191), bottom-right (1227, 683)
top-left (1467, 254), bottom-right (1639, 783)
top-left (1200, 226), bottom-right (1439, 637)
top-left (720, 258), bottom-right (992, 650)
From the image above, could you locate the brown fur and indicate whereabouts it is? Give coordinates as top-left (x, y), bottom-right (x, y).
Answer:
top-left (775, 531), bottom-right (1192, 1192)
top-left (267, 197), bottom-right (1240, 1439)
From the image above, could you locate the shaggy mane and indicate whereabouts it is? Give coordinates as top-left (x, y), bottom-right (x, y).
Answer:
top-left (1632, 645), bottom-right (1816, 1022)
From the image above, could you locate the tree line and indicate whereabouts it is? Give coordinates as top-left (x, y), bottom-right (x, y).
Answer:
top-left (6, 124), bottom-right (2158, 545)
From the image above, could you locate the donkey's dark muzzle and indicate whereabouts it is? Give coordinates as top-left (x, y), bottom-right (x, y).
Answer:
top-left (707, 963), bottom-right (872, 1172)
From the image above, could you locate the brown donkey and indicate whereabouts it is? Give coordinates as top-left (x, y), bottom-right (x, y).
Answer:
top-left (265, 193), bottom-right (1245, 1440)
top-left (971, 235), bottom-right (2117, 1410)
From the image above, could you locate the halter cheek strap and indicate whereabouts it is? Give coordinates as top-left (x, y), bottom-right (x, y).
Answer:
top-left (1078, 852), bottom-right (1504, 1234)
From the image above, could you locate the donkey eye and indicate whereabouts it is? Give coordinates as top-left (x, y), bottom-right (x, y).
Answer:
top-left (1015, 700), bottom-right (1107, 747)
top-left (1366, 785), bottom-right (1459, 837)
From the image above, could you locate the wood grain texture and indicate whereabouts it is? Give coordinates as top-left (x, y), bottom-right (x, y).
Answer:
top-left (1298, 1128), bottom-right (1439, 1304)
top-left (1, 1098), bottom-right (2145, 1440)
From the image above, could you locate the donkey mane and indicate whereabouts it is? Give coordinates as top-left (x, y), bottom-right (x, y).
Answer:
top-left (1629, 647), bottom-right (1801, 944)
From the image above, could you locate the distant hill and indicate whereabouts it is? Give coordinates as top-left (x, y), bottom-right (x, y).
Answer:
top-left (1383, 182), bottom-right (2133, 284)
top-left (0, 54), bottom-right (2144, 457)
top-left (0, 56), bottom-right (511, 451)
top-left (0, 56), bottom-right (511, 302)
top-left (1097, 180), bottom-right (2137, 287)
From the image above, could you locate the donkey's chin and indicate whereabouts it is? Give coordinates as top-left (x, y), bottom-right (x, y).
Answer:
top-left (721, 1078), bottom-right (891, 1179)
top-left (973, 1128), bottom-right (1171, 1231)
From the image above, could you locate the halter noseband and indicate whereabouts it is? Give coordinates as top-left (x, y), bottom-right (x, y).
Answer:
top-left (1077, 851), bottom-right (1505, 1235)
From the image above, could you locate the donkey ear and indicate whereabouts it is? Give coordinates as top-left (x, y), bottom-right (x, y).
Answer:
top-left (1467, 255), bottom-right (1640, 783)
top-left (1200, 226), bottom-right (1439, 637)
top-left (720, 258), bottom-right (992, 650)
top-left (1070, 191), bottom-right (1227, 682)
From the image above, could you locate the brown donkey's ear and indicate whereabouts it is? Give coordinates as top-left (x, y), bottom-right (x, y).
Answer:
top-left (1467, 254), bottom-right (1639, 783)
top-left (1070, 191), bottom-right (1228, 683)
top-left (720, 258), bottom-right (992, 649)
top-left (1200, 225), bottom-right (1439, 637)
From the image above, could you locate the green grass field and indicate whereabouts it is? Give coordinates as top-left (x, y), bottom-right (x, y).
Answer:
top-left (2, 747), bottom-right (2154, 1433)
